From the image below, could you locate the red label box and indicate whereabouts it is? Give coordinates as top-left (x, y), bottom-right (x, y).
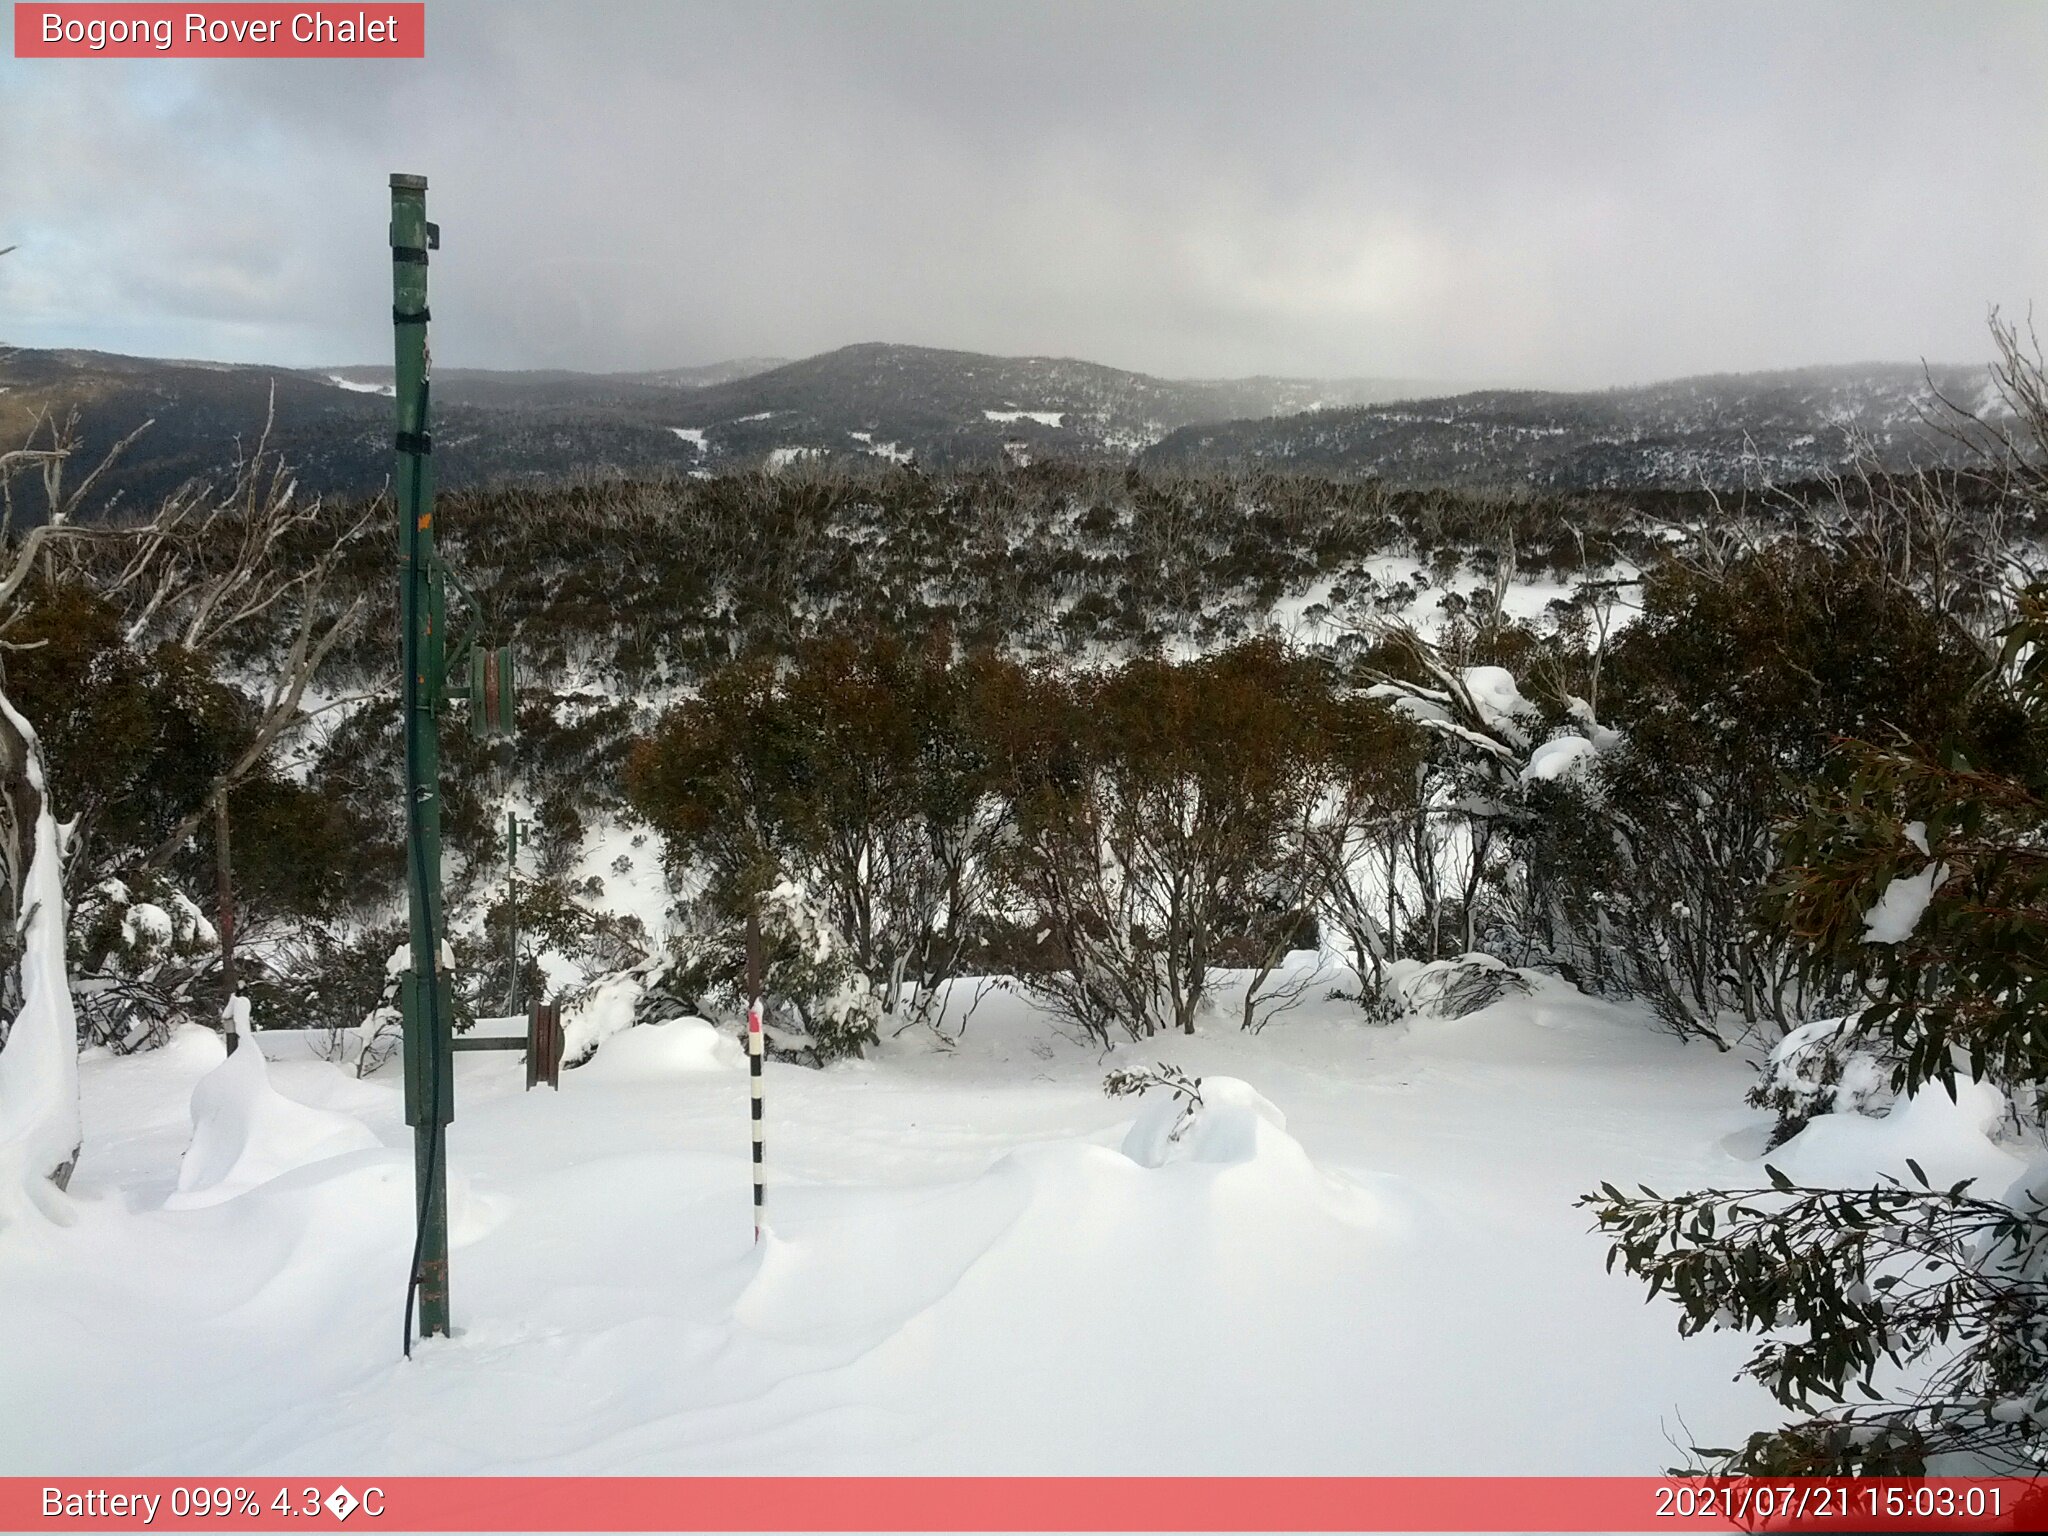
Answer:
top-left (3, 1476), bottom-right (2046, 1532)
top-left (13, 4), bottom-right (425, 57)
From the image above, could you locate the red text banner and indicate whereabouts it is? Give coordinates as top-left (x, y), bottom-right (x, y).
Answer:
top-left (4, 1476), bottom-right (2046, 1533)
top-left (13, 4), bottom-right (425, 58)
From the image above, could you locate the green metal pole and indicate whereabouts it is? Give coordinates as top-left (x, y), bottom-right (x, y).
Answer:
top-left (503, 810), bottom-right (520, 1013)
top-left (392, 172), bottom-right (451, 1345)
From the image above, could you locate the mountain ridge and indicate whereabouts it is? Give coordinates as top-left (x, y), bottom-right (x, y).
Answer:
top-left (0, 338), bottom-right (1999, 512)
top-left (1140, 360), bottom-right (2001, 488)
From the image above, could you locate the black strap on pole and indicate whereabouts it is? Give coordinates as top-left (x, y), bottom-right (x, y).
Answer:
top-left (400, 401), bottom-right (442, 1362)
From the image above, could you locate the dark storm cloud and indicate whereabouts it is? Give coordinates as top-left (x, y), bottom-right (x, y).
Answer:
top-left (2, 0), bottom-right (2043, 384)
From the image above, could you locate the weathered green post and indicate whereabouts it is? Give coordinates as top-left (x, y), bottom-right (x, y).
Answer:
top-left (391, 172), bottom-right (452, 1349)
top-left (502, 810), bottom-right (522, 1014)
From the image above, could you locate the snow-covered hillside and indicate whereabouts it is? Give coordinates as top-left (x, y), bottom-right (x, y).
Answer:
top-left (1143, 363), bottom-right (2004, 488)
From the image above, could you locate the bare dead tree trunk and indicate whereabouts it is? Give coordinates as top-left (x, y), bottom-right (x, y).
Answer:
top-left (0, 700), bottom-right (39, 960)
top-left (213, 787), bottom-right (237, 1052)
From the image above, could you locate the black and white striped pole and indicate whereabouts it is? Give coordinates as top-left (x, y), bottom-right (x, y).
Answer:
top-left (745, 907), bottom-right (765, 1242)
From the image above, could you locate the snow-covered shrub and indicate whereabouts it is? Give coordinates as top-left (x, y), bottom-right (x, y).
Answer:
top-left (627, 629), bottom-right (1011, 1038)
top-left (1362, 632), bottom-right (1555, 969)
top-left (0, 580), bottom-right (242, 910)
top-left (273, 923), bottom-right (409, 1073)
top-left (1105, 1061), bottom-right (1205, 1161)
top-left (1570, 544), bottom-right (2016, 1039)
top-left (532, 788), bottom-right (587, 878)
top-left (1590, 563), bottom-right (2048, 1476)
top-left (1301, 692), bottom-right (1428, 1019)
top-left (1357, 625), bottom-right (1728, 1039)
top-left (754, 879), bottom-right (881, 1061)
top-left (1103, 1061), bottom-right (1203, 1104)
top-left (561, 957), bottom-right (668, 1066)
top-left (1748, 1016), bottom-right (1895, 1148)
top-left (314, 937), bottom-right (409, 1078)
top-left (1116, 1070), bottom-right (1297, 1169)
top-left (70, 875), bottom-right (218, 1049)
top-left (345, 1004), bottom-right (403, 1079)
top-left (1384, 953), bottom-right (1531, 1019)
top-left (647, 881), bottom-right (874, 1064)
top-left (992, 642), bottom-right (1334, 1042)
top-left (475, 874), bottom-right (647, 1007)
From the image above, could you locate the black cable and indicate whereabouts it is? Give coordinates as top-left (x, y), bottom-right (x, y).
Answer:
top-left (400, 378), bottom-right (444, 1361)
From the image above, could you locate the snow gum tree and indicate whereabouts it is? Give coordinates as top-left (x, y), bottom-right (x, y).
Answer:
top-left (1358, 623), bottom-right (1548, 967)
top-left (1, 429), bottom-right (372, 1049)
top-left (1519, 544), bottom-right (2020, 1039)
top-left (71, 429), bottom-right (371, 1006)
top-left (1298, 684), bottom-right (1429, 1016)
top-left (627, 627), bottom-right (1018, 1052)
top-left (0, 374), bottom-right (366, 1210)
top-left (990, 640), bottom-right (1338, 1042)
top-left (1584, 583), bottom-right (2048, 1476)
top-left (630, 632), bottom-right (1389, 1049)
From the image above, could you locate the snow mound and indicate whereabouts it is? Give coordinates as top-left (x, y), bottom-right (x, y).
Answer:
top-left (983, 408), bottom-right (1065, 427)
top-left (577, 1018), bottom-right (743, 1082)
top-left (1761, 1016), bottom-right (1891, 1122)
top-left (153, 1146), bottom-right (500, 1317)
top-left (166, 1045), bottom-right (380, 1210)
top-left (1771, 1076), bottom-right (2024, 1193)
top-left (1120, 1076), bottom-right (1296, 1168)
top-left (158, 1021), bottom-right (233, 1072)
top-left (733, 1077), bottom-right (1383, 1389)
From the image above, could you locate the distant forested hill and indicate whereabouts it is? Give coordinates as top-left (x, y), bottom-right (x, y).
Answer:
top-left (1, 340), bottom-right (1997, 517)
top-left (1141, 364), bottom-right (2000, 488)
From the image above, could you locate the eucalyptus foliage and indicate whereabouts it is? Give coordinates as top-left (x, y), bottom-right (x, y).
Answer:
top-left (1586, 587), bottom-right (2048, 1475)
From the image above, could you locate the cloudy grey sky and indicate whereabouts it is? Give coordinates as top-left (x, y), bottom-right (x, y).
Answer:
top-left (2, 0), bottom-right (2043, 386)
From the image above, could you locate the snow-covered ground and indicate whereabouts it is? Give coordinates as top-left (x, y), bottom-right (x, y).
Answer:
top-left (983, 409), bottom-right (1065, 427)
top-left (327, 374), bottom-right (396, 397)
top-left (0, 969), bottom-right (1787, 1476)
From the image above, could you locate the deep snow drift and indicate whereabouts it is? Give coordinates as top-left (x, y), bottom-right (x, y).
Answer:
top-left (0, 697), bottom-right (83, 1225)
top-left (1, 969), bottom-right (1860, 1475)
top-left (167, 1030), bottom-right (380, 1209)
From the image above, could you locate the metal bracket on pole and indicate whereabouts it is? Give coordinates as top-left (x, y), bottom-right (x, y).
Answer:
top-left (444, 1003), bottom-right (559, 1092)
top-left (526, 1003), bottom-right (564, 1091)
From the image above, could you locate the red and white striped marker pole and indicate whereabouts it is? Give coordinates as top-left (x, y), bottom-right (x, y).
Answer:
top-left (747, 993), bottom-right (765, 1242)
top-left (744, 907), bottom-right (765, 1243)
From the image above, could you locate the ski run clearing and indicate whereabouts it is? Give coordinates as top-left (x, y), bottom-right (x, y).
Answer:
top-left (2, 957), bottom-right (1915, 1479)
